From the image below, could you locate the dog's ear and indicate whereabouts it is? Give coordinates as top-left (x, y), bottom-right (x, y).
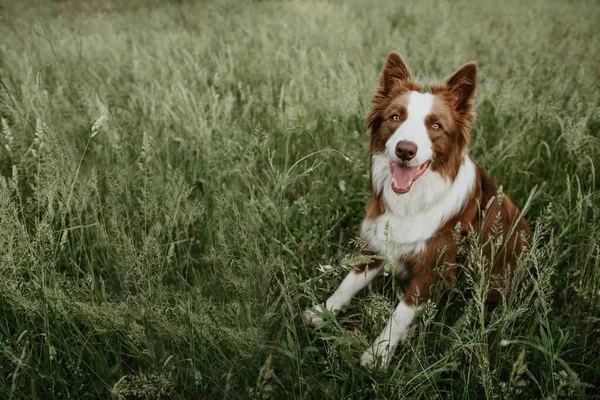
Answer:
top-left (379, 52), bottom-right (412, 94)
top-left (444, 63), bottom-right (477, 112)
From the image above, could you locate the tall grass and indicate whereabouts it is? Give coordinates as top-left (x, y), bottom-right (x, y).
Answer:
top-left (0, 0), bottom-right (599, 398)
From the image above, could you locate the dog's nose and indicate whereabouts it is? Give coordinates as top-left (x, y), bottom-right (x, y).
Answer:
top-left (395, 141), bottom-right (417, 161)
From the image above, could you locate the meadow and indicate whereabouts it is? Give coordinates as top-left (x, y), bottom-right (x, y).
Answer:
top-left (0, 0), bottom-right (599, 398)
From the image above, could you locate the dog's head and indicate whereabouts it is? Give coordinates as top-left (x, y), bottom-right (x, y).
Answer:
top-left (367, 52), bottom-right (476, 194)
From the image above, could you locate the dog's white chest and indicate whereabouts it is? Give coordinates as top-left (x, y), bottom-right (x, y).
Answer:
top-left (361, 208), bottom-right (443, 262)
top-left (362, 154), bottom-right (478, 264)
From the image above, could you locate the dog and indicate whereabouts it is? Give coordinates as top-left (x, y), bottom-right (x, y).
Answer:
top-left (303, 52), bottom-right (532, 367)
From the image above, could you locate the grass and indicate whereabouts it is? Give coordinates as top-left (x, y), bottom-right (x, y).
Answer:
top-left (0, 0), bottom-right (599, 398)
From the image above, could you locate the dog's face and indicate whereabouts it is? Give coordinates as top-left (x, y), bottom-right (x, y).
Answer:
top-left (367, 53), bottom-right (476, 194)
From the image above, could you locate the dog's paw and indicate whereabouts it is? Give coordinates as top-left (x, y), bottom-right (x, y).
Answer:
top-left (302, 305), bottom-right (327, 327)
top-left (359, 347), bottom-right (376, 367)
top-left (360, 342), bottom-right (395, 368)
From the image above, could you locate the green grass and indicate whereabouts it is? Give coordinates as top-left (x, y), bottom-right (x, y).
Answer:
top-left (0, 0), bottom-right (599, 398)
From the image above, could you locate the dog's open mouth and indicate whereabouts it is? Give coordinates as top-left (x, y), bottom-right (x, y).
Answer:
top-left (389, 160), bottom-right (430, 194)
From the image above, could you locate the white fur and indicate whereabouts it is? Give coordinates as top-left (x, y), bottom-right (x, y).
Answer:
top-left (363, 153), bottom-right (476, 264)
top-left (303, 266), bottom-right (382, 326)
top-left (360, 300), bottom-right (418, 367)
top-left (386, 91), bottom-right (434, 166)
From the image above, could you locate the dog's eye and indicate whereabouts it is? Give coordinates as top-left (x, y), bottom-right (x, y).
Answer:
top-left (431, 123), bottom-right (441, 130)
top-left (391, 115), bottom-right (400, 121)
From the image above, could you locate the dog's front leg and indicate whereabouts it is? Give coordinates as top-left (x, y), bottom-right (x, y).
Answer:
top-left (303, 263), bottom-right (383, 327)
top-left (360, 263), bottom-right (434, 367)
top-left (359, 298), bottom-right (418, 367)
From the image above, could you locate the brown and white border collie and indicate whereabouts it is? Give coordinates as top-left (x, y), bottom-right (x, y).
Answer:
top-left (304, 52), bottom-right (531, 367)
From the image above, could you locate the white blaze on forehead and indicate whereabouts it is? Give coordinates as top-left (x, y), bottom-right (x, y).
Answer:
top-left (386, 91), bottom-right (434, 165)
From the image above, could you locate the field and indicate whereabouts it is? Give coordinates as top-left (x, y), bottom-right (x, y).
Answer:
top-left (1, 0), bottom-right (599, 398)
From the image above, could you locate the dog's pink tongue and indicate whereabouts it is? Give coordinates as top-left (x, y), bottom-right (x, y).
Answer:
top-left (391, 163), bottom-right (418, 193)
